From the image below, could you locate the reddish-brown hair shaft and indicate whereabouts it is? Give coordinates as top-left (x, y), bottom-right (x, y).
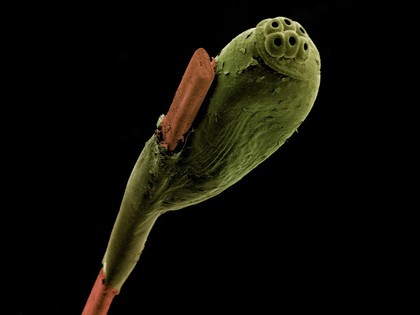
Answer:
top-left (82, 269), bottom-right (119, 315)
top-left (161, 48), bottom-right (216, 151)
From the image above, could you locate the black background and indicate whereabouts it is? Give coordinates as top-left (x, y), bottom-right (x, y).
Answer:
top-left (9, 1), bottom-right (416, 314)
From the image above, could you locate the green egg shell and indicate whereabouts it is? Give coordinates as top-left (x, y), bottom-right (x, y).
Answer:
top-left (121, 16), bottom-right (322, 213)
top-left (159, 16), bottom-right (321, 210)
top-left (102, 16), bottom-right (321, 291)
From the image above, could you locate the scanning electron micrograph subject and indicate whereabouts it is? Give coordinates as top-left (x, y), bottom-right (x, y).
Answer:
top-left (82, 15), bottom-right (321, 314)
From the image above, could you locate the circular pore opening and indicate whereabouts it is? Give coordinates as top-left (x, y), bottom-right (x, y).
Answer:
top-left (288, 36), bottom-right (296, 46)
